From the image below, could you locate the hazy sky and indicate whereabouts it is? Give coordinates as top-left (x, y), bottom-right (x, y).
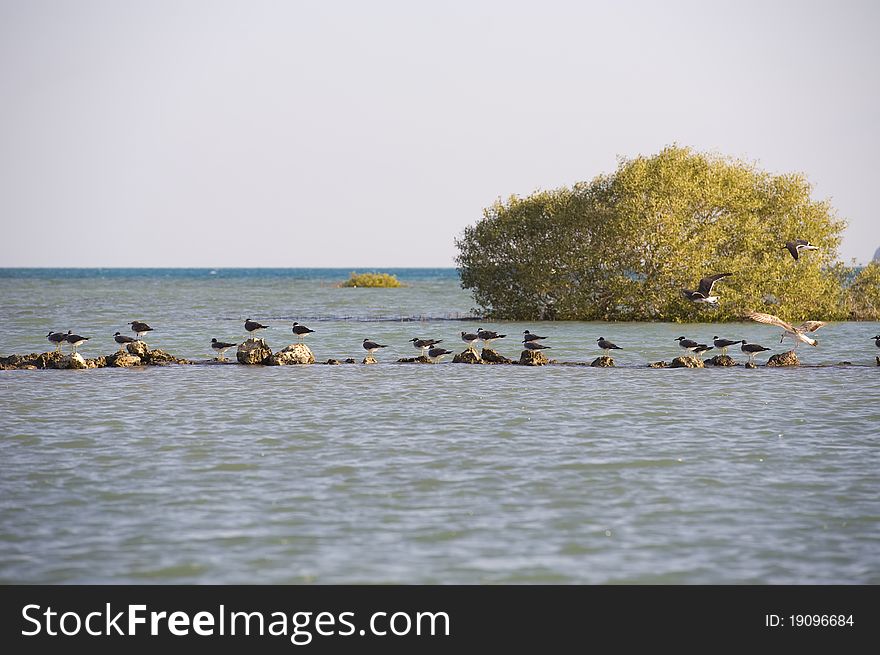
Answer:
top-left (1, 0), bottom-right (878, 267)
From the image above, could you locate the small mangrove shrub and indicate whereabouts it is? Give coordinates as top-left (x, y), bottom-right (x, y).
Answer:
top-left (339, 272), bottom-right (404, 288)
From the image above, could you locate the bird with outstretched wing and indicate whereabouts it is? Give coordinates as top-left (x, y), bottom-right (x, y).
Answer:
top-left (747, 311), bottom-right (826, 348)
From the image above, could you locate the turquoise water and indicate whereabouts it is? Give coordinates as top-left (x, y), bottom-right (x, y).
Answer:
top-left (1, 269), bottom-right (878, 583)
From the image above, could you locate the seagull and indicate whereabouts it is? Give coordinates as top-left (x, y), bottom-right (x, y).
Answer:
top-left (461, 331), bottom-right (480, 351)
top-left (741, 340), bottom-right (771, 364)
top-left (47, 331), bottom-right (66, 352)
top-left (693, 344), bottom-right (714, 359)
top-left (409, 337), bottom-right (443, 355)
top-left (362, 338), bottom-right (388, 355)
top-left (114, 332), bottom-right (137, 351)
top-left (713, 336), bottom-right (745, 356)
top-left (597, 337), bottom-right (622, 353)
top-left (291, 322), bottom-right (315, 341)
top-left (426, 346), bottom-right (453, 363)
top-left (476, 328), bottom-right (506, 347)
top-left (64, 330), bottom-right (89, 354)
top-left (873, 335), bottom-right (880, 349)
top-left (523, 340), bottom-right (551, 351)
top-left (675, 336), bottom-right (700, 353)
top-left (747, 311), bottom-right (826, 348)
top-left (130, 321), bottom-right (154, 339)
top-left (681, 273), bottom-right (733, 307)
top-left (244, 318), bottom-right (269, 335)
top-left (211, 338), bottom-right (237, 361)
top-left (522, 330), bottom-right (548, 343)
top-left (782, 239), bottom-right (819, 261)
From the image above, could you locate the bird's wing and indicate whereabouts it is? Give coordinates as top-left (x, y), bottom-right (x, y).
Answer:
top-left (747, 311), bottom-right (795, 332)
top-left (794, 239), bottom-right (809, 246)
top-left (797, 320), bottom-right (826, 333)
top-left (698, 273), bottom-right (732, 295)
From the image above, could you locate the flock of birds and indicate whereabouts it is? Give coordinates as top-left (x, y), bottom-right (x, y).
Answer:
top-left (39, 239), bottom-right (879, 365)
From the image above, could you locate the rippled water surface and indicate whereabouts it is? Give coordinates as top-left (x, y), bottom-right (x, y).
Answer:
top-left (1, 269), bottom-right (878, 583)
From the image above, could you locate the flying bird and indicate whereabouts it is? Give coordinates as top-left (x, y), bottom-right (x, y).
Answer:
top-left (783, 239), bottom-right (819, 261)
top-left (681, 273), bottom-right (733, 307)
top-left (747, 311), bottom-right (826, 348)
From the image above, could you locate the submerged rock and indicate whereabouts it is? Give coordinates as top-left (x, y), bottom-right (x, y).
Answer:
top-left (481, 348), bottom-right (512, 364)
top-left (362, 355), bottom-right (378, 365)
top-left (237, 338), bottom-right (272, 365)
top-left (767, 350), bottom-right (800, 367)
top-left (397, 355), bottom-right (433, 363)
top-left (837, 361), bottom-right (853, 366)
top-left (670, 356), bottom-right (704, 368)
top-left (745, 361), bottom-right (757, 369)
top-left (647, 361), bottom-right (668, 368)
top-left (707, 354), bottom-right (738, 367)
top-left (452, 349), bottom-right (481, 364)
top-left (269, 343), bottom-right (315, 365)
top-left (325, 359), bottom-right (340, 365)
top-left (109, 352), bottom-right (142, 368)
top-left (519, 349), bottom-right (549, 366)
top-left (590, 356), bottom-right (615, 368)
top-left (343, 358), bottom-right (356, 364)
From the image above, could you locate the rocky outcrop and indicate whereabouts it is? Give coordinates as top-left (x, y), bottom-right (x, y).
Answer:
top-left (108, 352), bottom-right (142, 367)
top-left (237, 338), bottom-right (272, 365)
top-left (326, 359), bottom-right (340, 365)
top-left (85, 356), bottom-right (107, 369)
top-left (144, 349), bottom-right (191, 365)
top-left (647, 361), bottom-right (668, 368)
top-left (344, 358), bottom-right (356, 364)
top-left (0, 351), bottom-right (66, 369)
top-left (707, 355), bottom-right (738, 367)
top-left (745, 361), bottom-right (757, 369)
top-left (453, 349), bottom-right (481, 364)
top-left (670, 356), bottom-right (704, 368)
top-left (590, 356), bottom-right (615, 368)
top-left (519, 350), bottom-right (549, 366)
top-left (481, 348), bottom-right (512, 364)
top-left (397, 356), bottom-right (432, 363)
top-left (767, 350), bottom-right (800, 367)
top-left (362, 355), bottom-right (378, 365)
top-left (126, 341), bottom-right (150, 358)
top-left (62, 353), bottom-right (88, 370)
top-left (269, 343), bottom-right (315, 365)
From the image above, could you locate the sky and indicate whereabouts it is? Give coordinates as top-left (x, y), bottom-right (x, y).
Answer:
top-left (1, 0), bottom-right (878, 267)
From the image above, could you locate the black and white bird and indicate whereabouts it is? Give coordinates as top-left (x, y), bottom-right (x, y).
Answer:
top-left (427, 346), bottom-right (453, 363)
top-left (741, 340), bottom-right (771, 363)
top-left (64, 330), bottom-right (89, 353)
top-left (476, 328), bottom-right (506, 347)
top-left (523, 340), bottom-right (551, 351)
top-left (597, 337), bottom-right (622, 353)
top-left (244, 318), bottom-right (268, 335)
top-left (675, 336), bottom-right (700, 353)
top-left (522, 330), bottom-right (548, 343)
top-left (461, 331), bottom-right (480, 351)
top-left (130, 321), bottom-right (154, 339)
top-left (712, 336), bottom-right (745, 356)
top-left (114, 332), bottom-right (136, 351)
top-left (872, 335), bottom-right (880, 349)
top-left (409, 337), bottom-right (443, 355)
top-left (747, 312), bottom-right (826, 348)
top-left (362, 338), bottom-right (388, 355)
top-left (46, 331), bottom-right (66, 352)
top-left (681, 273), bottom-right (733, 307)
top-left (291, 322), bottom-right (315, 341)
top-left (693, 344), bottom-right (714, 359)
top-left (783, 239), bottom-right (819, 261)
top-left (211, 338), bottom-right (237, 361)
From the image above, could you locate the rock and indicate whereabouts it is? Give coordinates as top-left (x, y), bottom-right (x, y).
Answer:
top-left (647, 361), bottom-right (668, 368)
top-left (64, 353), bottom-right (88, 370)
top-left (144, 349), bottom-right (191, 366)
top-left (745, 362), bottom-right (757, 369)
top-left (109, 352), bottom-right (142, 368)
top-left (670, 356), bottom-right (704, 368)
top-left (453, 349), bottom-right (482, 364)
top-left (269, 343), bottom-right (315, 365)
top-left (326, 359), bottom-right (340, 365)
top-left (85, 357), bottom-right (107, 369)
top-left (519, 349), bottom-right (549, 366)
top-left (237, 338), bottom-right (272, 365)
top-left (707, 355), bottom-right (738, 367)
top-left (362, 355), bottom-right (378, 365)
top-left (397, 356), bottom-right (432, 363)
top-left (767, 350), bottom-right (800, 367)
top-left (1, 352), bottom-right (67, 369)
top-left (837, 361), bottom-right (852, 366)
top-left (590, 356), bottom-right (615, 368)
top-left (344, 358), bottom-right (356, 364)
top-left (876, 356), bottom-right (880, 367)
top-left (481, 348), bottom-right (512, 364)
top-left (126, 341), bottom-right (150, 358)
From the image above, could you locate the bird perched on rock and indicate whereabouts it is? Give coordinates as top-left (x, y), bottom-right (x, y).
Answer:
top-left (114, 332), bottom-right (137, 351)
top-left (362, 338), bottom-right (388, 355)
top-left (597, 337), bottom-right (622, 353)
top-left (741, 341), bottom-right (771, 364)
top-left (477, 328), bottom-right (506, 347)
top-left (681, 273), bottom-right (732, 307)
top-left (244, 318), bottom-right (268, 335)
top-left (130, 321), bottom-right (154, 339)
top-left (291, 322), bottom-right (315, 341)
top-left (523, 340), bottom-right (551, 351)
top-left (427, 346), bottom-right (453, 363)
top-left (782, 239), bottom-right (819, 261)
top-left (747, 311), bottom-right (826, 348)
top-left (46, 331), bottom-right (66, 352)
top-left (675, 336), bottom-right (700, 354)
top-left (64, 330), bottom-right (89, 353)
top-left (522, 330), bottom-right (547, 343)
top-left (211, 338), bottom-right (237, 361)
top-left (693, 344), bottom-right (714, 359)
top-left (460, 331), bottom-right (480, 351)
top-left (713, 336), bottom-right (745, 356)
top-left (409, 337), bottom-right (443, 355)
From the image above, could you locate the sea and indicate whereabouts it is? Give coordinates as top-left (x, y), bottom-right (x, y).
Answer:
top-left (0, 268), bottom-right (878, 584)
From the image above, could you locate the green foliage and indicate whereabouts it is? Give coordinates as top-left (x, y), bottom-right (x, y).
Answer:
top-left (339, 271), bottom-right (403, 288)
top-left (844, 262), bottom-right (880, 320)
top-left (456, 146), bottom-right (852, 321)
